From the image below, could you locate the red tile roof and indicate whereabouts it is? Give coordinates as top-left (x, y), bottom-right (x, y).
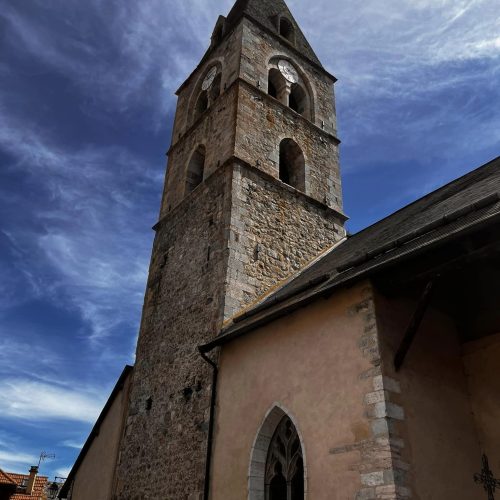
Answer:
top-left (1, 472), bottom-right (48, 500)
top-left (0, 469), bottom-right (17, 486)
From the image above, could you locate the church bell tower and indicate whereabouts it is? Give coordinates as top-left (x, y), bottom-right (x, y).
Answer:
top-left (115, 0), bottom-right (346, 498)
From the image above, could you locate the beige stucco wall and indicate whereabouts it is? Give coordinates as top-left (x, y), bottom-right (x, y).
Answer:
top-left (376, 294), bottom-right (481, 499)
top-left (211, 282), bottom-right (378, 499)
top-left (463, 332), bottom-right (500, 474)
top-left (71, 375), bottom-right (131, 500)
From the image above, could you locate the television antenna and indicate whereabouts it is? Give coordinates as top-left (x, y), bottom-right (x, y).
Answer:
top-left (38, 451), bottom-right (56, 467)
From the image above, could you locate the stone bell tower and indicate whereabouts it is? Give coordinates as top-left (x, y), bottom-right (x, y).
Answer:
top-left (114, 0), bottom-right (346, 498)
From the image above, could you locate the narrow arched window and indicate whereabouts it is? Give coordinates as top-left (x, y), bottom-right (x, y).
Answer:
top-left (185, 145), bottom-right (206, 193)
top-left (194, 91), bottom-right (208, 120)
top-left (210, 73), bottom-right (222, 102)
top-left (279, 139), bottom-right (306, 192)
top-left (268, 68), bottom-right (287, 103)
top-left (279, 18), bottom-right (295, 44)
top-left (289, 83), bottom-right (308, 117)
top-left (265, 416), bottom-right (304, 500)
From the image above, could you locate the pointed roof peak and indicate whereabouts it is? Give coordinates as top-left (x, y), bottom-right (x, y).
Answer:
top-left (225, 0), bottom-right (322, 66)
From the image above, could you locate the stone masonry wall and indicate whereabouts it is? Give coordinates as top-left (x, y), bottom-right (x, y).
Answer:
top-left (240, 18), bottom-right (338, 136)
top-left (329, 284), bottom-right (411, 500)
top-left (172, 24), bottom-right (243, 140)
top-left (161, 84), bottom-right (238, 216)
top-left (235, 82), bottom-right (343, 213)
top-left (115, 166), bottom-right (233, 500)
top-left (223, 162), bottom-right (345, 319)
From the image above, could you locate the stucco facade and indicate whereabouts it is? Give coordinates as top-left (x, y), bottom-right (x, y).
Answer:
top-left (211, 282), bottom-right (395, 499)
top-left (60, 367), bottom-right (132, 500)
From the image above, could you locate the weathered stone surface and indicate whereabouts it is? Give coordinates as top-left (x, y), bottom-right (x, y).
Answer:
top-left (115, 2), bottom-right (347, 498)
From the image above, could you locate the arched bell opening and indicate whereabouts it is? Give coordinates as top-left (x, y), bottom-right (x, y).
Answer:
top-left (268, 68), bottom-right (288, 104)
top-left (190, 63), bottom-right (222, 126)
top-left (185, 145), bottom-right (206, 194)
top-left (267, 57), bottom-right (315, 122)
top-left (279, 139), bottom-right (306, 192)
top-left (194, 91), bottom-right (209, 121)
top-left (289, 83), bottom-right (310, 119)
top-left (279, 17), bottom-right (295, 44)
top-left (210, 73), bottom-right (222, 102)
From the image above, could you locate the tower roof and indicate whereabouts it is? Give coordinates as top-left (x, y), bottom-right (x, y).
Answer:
top-left (225, 0), bottom-right (322, 66)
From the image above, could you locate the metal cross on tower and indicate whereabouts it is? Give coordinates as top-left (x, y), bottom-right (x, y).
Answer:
top-left (474, 454), bottom-right (500, 500)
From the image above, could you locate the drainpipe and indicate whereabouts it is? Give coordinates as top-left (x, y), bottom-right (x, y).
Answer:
top-left (198, 347), bottom-right (219, 500)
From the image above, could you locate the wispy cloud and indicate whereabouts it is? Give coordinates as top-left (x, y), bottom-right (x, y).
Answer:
top-left (61, 440), bottom-right (84, 450)
top-left (0, 379), bottom-right (105, 423)
top-left (0, 98), bottom-right (158, 344)
top-left (0, 450), bottom-right (38, 470)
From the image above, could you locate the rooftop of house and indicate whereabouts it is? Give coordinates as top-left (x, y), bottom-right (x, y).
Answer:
top-left (202, 155), bottom-right (500, 352)
top-left (0, 469), bottom-right (48, 500)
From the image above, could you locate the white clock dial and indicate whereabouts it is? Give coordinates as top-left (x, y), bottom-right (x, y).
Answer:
top-left (278, 60), bottom-right (299, 84)
top-left (202, 66), bottom-right (218, 90)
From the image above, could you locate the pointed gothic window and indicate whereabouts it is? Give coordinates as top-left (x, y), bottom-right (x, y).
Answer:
top-left (185, 145), bottom-right (206, 193)
top-left (265, 416), bottom-right (304, 500)
top-left (279, 139), bottom-right (306, 192)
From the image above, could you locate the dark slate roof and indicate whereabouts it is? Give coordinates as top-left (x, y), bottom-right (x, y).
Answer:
top-left (225, 0), bottom-right (322, 66)
top-left (201, 156), bottom-right (500, 352)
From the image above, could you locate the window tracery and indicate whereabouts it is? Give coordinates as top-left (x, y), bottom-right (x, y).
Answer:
top-left (265, 416), bottom-right (304, 500)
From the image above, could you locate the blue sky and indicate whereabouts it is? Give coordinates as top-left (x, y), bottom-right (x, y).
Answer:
top-left (0, 0), bottom-right (499, 481)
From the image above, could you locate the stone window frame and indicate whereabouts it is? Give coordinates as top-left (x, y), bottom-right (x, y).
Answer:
top-left (276, 15), bottom-right (296, 46)
top-left (187, 58), bottom-right (224, 126)
top-left (266, 56), bottom-right (316, 123)
top-left (279, 138), bottom-right (307, 193)
top-left (184, 143), bottom-right (207, 195)
top-left (248, 403), bottom-right (308, 500)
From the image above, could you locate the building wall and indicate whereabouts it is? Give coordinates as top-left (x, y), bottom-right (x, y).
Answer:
top-left (70, 375), bottom-right (131, 500)
top-left (463, 332), bottom-right (500, 474)
top-left (115, 166), bottom-right (234, 500)
top-left (376, 293), bottom-right (482, 499)
top-left (239, 19), bottom-right (337, 135)
top-left (224, 162), bottom-right (345, 318)
top-left (234, 83), bottom-right (342, 212)
top-left (172, 24), bottom-right (243, 139)
top-left (161, 84), bottom-right (238, 215)
top-left (211, 282), bottom-right (393, 499)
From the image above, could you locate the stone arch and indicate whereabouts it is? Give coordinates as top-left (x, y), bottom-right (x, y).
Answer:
top-left (279, 138), bottom-right (306, 192)
top-left (267, 56), bottom-right (315, 122)
top-left (185, 144), bottom-right (206, 193)
top-left (188, 60), bottom-right (223, 126)
top-left (248, 404), bottom-right (307, 500)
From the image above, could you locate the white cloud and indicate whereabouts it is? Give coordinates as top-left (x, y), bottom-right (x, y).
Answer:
top-left (0, 450), bottom-right (38, 470)
top-left (0, 99), bottom-right (157, 344)
top-left (61, 440), bottom-right (83, 450)
top-left (0, 379), bottom-right (104, 424)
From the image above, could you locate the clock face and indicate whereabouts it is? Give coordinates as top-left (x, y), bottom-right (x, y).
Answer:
top-left (202, 66), bottom-right (218, 91)
top-left (278, 60), bottom-right (299, 84)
